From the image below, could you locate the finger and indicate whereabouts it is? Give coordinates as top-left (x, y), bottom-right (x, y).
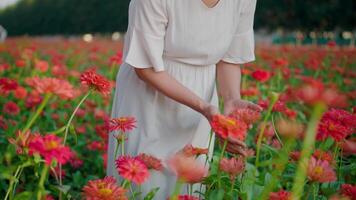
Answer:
top-left (247, 102), bottom-right (263, 112)
top-left (227, 136), bottom-right (247, 148)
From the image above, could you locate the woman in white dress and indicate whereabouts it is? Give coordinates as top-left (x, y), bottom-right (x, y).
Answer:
top-left (106, 0), bottom-right (261, 199)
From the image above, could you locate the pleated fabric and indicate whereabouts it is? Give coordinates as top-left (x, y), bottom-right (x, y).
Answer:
top-left (107, 0), bottom-right (257, 199)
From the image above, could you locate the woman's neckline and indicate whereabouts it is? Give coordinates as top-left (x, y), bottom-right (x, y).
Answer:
top-left (199, 0), bottom-right (222, 9)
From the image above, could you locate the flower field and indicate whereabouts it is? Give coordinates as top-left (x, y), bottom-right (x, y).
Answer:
top-left (0, 37), bottom-right (355, 200)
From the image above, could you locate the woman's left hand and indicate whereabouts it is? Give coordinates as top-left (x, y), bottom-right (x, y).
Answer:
top-left (223, 98), bottom-right (263, 116)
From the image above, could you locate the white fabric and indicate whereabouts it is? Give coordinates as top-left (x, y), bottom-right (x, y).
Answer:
top-left (107, 0), bottom-right (257, 199)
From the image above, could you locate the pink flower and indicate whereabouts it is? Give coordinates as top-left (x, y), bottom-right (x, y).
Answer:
top-left (137, 153), bottom-right (164, 171)
top-left (168, 153), bottom-right (208, 184)
top-left (80, 68), bottom-right (112, 96)
top-left (269, 190), bottom-right (291, 200)
top-left (82, 176), bottom-right (127, 200)
top-left (307, 157), bottom-right (337, 183)
top-left (181, 144), bottom-right (209, 157)
top-left (28, 134), bottom-right (73, 165)
top-left (219, 157), bottom-right (245, 180)
top-left (109, 117), bottom-right (137, 132)
top-left (115, 156), bottom-right (149, 185)
top-left (35, 59), bottom-right (49, 72)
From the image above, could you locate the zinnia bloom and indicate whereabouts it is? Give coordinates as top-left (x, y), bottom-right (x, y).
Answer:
top-left (0, 78), bottom-right (18, 92)
top-left (109, 51), bottom-right (123, 65)
top-left (307, 157), bottom-right (337, 183)
top-left (80, 68), bottom-right (112, 96)
top-left (269, 190), bottom-right (291, 200)
top-left (28, 134), bottom-right (73, 165)
top-left (82, 176), bottom-right (127, 200)
top-left (3, 101), bottom-right (20, 116)
top-left (312, 150), bottom-right (334, 165)
top-left (115, 156), bottom-right (149, 185)
top-left (341, 184), bottom-right (356, 200)
top-left (251, 69), bottom-right (271, 82)
top-left (219, 157), bottom-right (245, 180)
top-left (181, 144), bottom-right (209, 157)
top-left (317, 108), bottom-right (355, 141)
top-left (109, 117), bottom-right (137, 132)
top-left (275, 119), bottom-right (303, 138)
top-left (168, 153), bottom-right (208, 184)
top-left (25, 76), bottom-right (75, 99)
top-left (8, 130), bottom-right (38, 154)
top-left (137, 153), bottom-right (164, 171)
top-left (210, 114), bottom-right (247, 141)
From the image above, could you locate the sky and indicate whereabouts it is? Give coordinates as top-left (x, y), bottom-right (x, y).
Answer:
top-left (0, 0), bottom-right (19, 8)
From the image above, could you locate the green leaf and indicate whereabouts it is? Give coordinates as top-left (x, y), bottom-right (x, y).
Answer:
top-left (207, 188), bottom-right (224, 200)
top-left (143, 187), bottom-right (159, 200)
top-left (69, 124), bottom-right (78, 144)
top-left (13, 191), bottom-right (33, 200)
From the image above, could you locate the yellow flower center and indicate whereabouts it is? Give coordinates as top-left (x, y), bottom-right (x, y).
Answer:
top-left (313, 166), bottom-right (324, 176)
top-left (45, 140), bottom-right (59, 150)
top-left (219, 117), bottom-right (236, 127)
top-left (99, 188), bottom-right (113, 197)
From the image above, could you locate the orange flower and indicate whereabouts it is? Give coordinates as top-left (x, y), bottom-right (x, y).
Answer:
top-left (25, 76), bottom-right (75, 99)
top-left (168, 153), bottom-right (208, 184)
top-left (82, 176), bottom-right (127, 200)
top-left (307, 157), bottom-right (337, 183)
top-left (109, 117), bottom-right (137, 132)
top-left (137, 153), bottom-right (163, 171)
top-left (115, 156), bottom-right (149, 185)
top-left (219, 157), bottom-right (245, 180)
top-left (181, 144), bottom-right (208, 157)
top-left (210, 114), bottom-right (247, 141)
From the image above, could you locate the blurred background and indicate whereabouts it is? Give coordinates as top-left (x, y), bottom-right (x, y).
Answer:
top-left (0, 0), bottom-right (355, 45)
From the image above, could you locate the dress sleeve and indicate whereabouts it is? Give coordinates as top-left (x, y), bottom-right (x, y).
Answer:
top-left (122, 0), bottom-right (168, 72)
top-left (221, 0), bottom-right (257, 64)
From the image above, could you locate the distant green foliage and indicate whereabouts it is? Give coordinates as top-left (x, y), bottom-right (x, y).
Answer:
top-left (0, 0), bottom-right (355, 36)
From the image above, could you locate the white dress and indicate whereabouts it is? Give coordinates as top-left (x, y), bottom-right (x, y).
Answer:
top-left (106, 0), bottom-right (257, 199)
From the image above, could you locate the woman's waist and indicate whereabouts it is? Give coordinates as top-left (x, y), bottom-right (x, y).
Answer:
top-left (162, 54), bottom-right (216, 69)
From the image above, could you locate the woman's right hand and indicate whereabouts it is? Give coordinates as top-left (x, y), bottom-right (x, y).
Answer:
top-left (201, 103), bottom-right (220, 121)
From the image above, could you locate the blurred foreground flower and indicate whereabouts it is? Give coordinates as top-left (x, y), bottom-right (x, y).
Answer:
top-left (82, 176), bottom-right (127, 200)
top-left (181, 144), bottom-right (208, 157)
top-left (115, 155), bottom-right (149, 185)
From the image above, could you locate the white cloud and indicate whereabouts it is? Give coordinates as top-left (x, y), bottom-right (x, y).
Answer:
top-left (0, 0), bottom-right (19, 8)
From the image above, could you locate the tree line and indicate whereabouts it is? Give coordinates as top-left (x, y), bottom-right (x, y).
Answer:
top-left (0, 0), bottom-right (355, 36)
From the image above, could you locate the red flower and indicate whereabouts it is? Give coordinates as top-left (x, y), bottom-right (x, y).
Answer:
top-left (312, 150), bottom-right (334, 165)
top-left (82, 176), bottom-right (127, 200)
top-left (13, 86), bottom-right (28, 99)
top-left (15, 59), bottom-right (26, 67)
top-left (35, 59), bottom-right (49, 72)
top-left (80, 68), bottom-right (112, 96)
top-left (25, 77), bottom-right (76, 99)
top-left (307, 157), bottom-right (336, 183)
top-left (341, 184), bottom-right (356, 200)
top-left (168, 152), bottom-right (208, 184)
top-left (28, 134), bottom-right (73, 165)
top-left (251, 69), bottom-right (271, 82)
top-left (109, 51), bottom-right (123, 65)
top-left (219, 157), bottom-right (245, 180)
top-left (115, 156), bottom-right (149, 185)
top-left (269, 190), bottom-right (291, 200)
top-left (0, 78), bottom-right (18, 92)
top-left (272, 58), bottom-right (289, 68)
top-left (109, 117), bottom-right (137, 132)
top-left (317, 108), bottom-right (355, 141)
top-left (210, 114), bottom-right (247, 141)
top-left (137, 153), bottom-right (164, 171)
top-left (3, 101), bottom-right (20, 116)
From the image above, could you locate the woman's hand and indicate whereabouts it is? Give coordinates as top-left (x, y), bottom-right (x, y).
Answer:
top-left (216, 134), bottom-right (247, 156)
top-left (200, 103), bottom-right (220, 121)
top-left (223, 98), bottom-right (262, 116)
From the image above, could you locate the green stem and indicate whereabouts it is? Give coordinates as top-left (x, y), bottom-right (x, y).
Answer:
top-left (121, 136), bottom-right (125, 156)
top-left (22, 93), bottom-right (52, 133)
top-left (37, 165), bottom-right (49, 200)
top-left (255, 92), bottom-right (279, 167)
top-left (170, 181), bottom-right (183, 200)
top-left (129, 182), bottom-right (136, 199)
top-left (217, 139), bottom-right (228, 188)
top-left (291, 103), bottom-right (326, 200)
top-left (4, 166), bottom-right (21, 200)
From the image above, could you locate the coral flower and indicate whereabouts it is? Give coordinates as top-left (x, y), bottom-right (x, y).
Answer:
top-left (109, 117), bottom-right (137, 132)
top-left (28, 134), bottom-right (73, 165)
top-left (210, 114), bottom-right (247, 141)
top-left (251, 69), bottom-right (271, 82)
top-left (228, 108), bottom-right (261, 125)
top-left (307, 157), bottom-right (337, 183)
top-left (219, 157), bottom-right (245, 180)
top-left (341, 184), bottom-right (356, 200)
top-left (137, 153), bottom-right (164, 171)
top-left (82, 176), bottom-right (127, 200)
top-left (80, 68), bottom-right (112, 96)
top-left (3, 101), bottom-right (20, 116)
top-left (269, 190), bottom-right (291, 200)
top-left (25, 76), bottom-right (75, 99)
top-left (181, 144), bottom-right (209, 157)
top-left (115, 156), bottom-right (149, 185)
top-left (168, 153), bottom-right (208, 184)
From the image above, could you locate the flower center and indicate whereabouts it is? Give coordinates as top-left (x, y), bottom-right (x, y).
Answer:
top-left (99, 188), bottom-right (113, 197)
top-left (313, 166), bottom-right (324, 176)
top-left (45, 140), bottom-right (59, 150)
